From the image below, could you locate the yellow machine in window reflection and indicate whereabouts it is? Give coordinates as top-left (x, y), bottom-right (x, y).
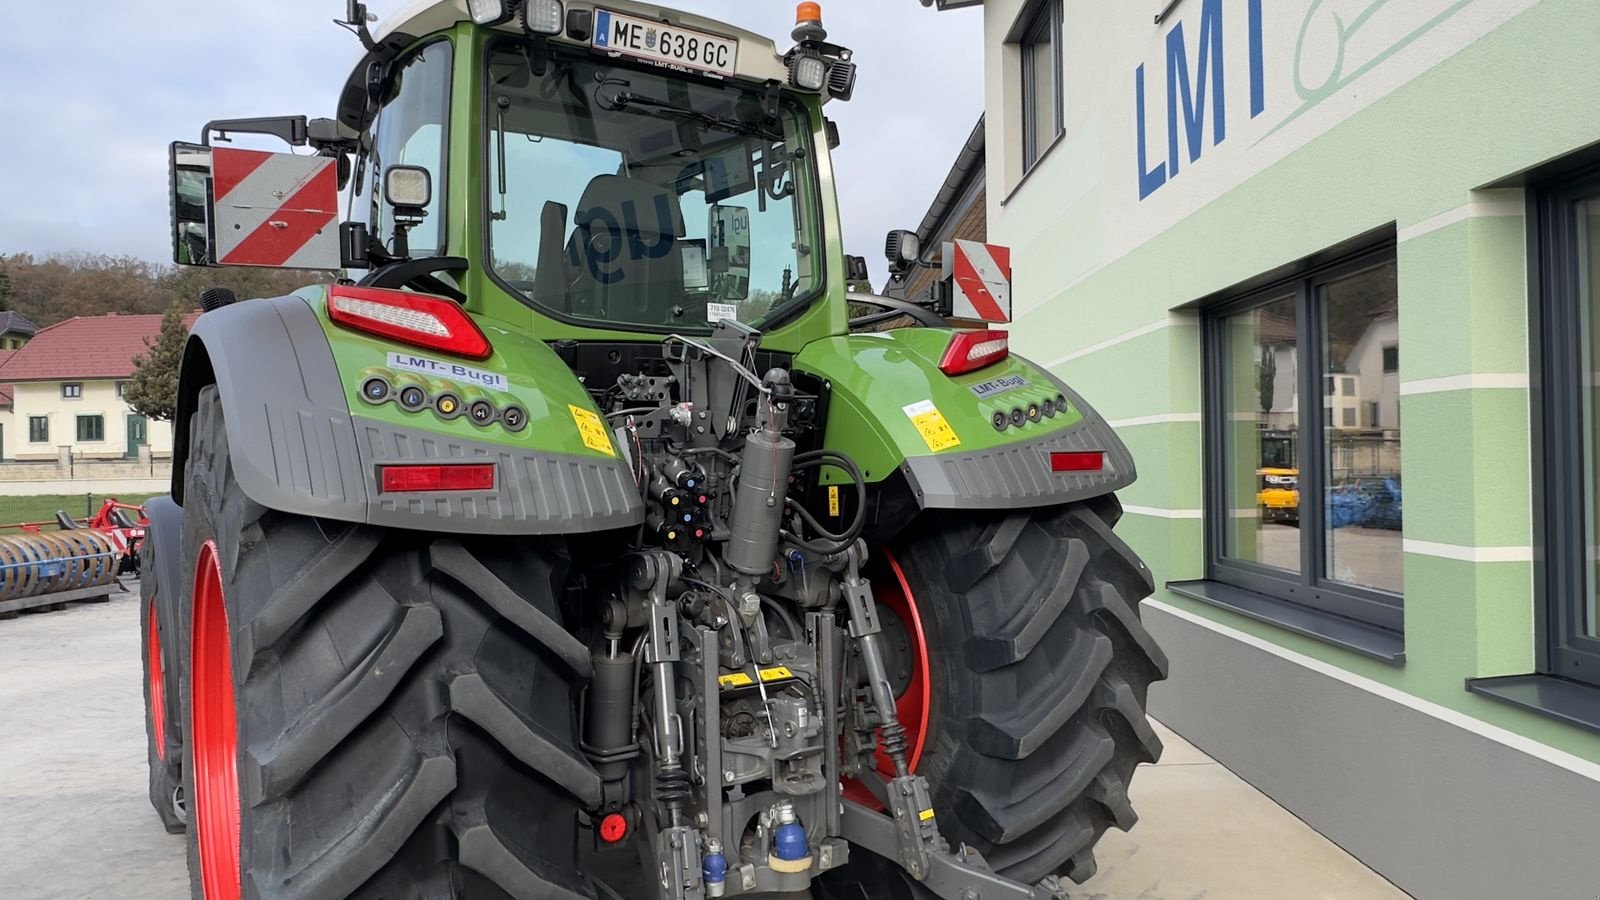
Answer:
top-left (1258, 432), bottom-right (1298, 525)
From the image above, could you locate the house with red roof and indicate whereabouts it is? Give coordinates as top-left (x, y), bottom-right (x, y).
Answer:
top-left (0, 312), bottom-right (197, 461)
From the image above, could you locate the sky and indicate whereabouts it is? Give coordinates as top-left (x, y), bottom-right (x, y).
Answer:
top-left (0, 1), bottom-right (983, 289)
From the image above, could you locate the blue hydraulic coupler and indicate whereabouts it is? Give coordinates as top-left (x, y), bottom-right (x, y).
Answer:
top-left (703, 838), bottom-right (727, 898)
top-left (770, 802), bottom-right (811, 873)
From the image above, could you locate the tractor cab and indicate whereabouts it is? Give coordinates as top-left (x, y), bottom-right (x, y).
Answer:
top-left (168, 0), bottom-right (856, 343)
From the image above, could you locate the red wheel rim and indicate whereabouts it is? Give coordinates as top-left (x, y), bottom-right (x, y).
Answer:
top-left (148, 599), bottom-right (167, 759)
top-left (191, 540), bottom-right (241, 900)
top-left (842, 548), bottom-right (931, 806)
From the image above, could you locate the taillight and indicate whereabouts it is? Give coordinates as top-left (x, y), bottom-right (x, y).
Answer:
top-left (938, 330), bottom-right (1009, 375)
top-left (379, 463), bottom-right (497, 493)
top-left (327, 284), bottom-right (492, 360)
top-left (1050, 451), bottom-right (1104, 473)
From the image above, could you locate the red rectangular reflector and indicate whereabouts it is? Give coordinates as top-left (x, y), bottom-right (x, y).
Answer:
top-left (1050, 451), bottom-right (1104, 473)
top-left (379, 464), bottom-right (496, 493)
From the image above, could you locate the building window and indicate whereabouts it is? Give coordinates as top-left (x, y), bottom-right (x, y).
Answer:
top-left (28, 417), bottom-right (47, 443)
top-left (116, 381), bottom-right (129, 398)
top-left (1382, 345), bottom-right (1399, 373)
top-left (1204, 245), bottom-right (1403, 633)
top-left (1019, 0), bottom-right (1063, 171)
top-left (1533, 171), bottom-right (1600, 689)
top-left (77, 415), bottom-right (104, 442)
top-left (62, 383), bottom-right (82, 399)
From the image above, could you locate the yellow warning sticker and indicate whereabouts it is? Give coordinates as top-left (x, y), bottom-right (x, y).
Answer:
top-left (918, 808), bottom-right (936, 822)
top-left (718, 666), bottom-right (796, 689)
top-left (569, 404), bottom-right (616, 457)
top-left (902, 400), bottom-right (961, 453)
top-left (828, 485), bottom-right (841, 516)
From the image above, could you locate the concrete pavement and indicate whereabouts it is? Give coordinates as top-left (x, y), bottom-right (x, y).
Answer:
top-left (0, 587), bottom-right (1407, 899)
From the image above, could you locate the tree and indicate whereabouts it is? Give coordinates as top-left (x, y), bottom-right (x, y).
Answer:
top-left (0, 256), bottom-right (11, 311)
top-left (1257, 346), bottom-right (1277, 414)
top-left (125, 301), bottom-right (189, 422)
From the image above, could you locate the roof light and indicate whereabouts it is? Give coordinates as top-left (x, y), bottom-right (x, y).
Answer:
top-left (466, 0), bottom-right (514, 26)
top-left (938, 330), bottom-right (1009, 375)
top-left (793, 2), bottom-right (827, 42)
top-left (327, 284), bottom-right (492, 360)
top-left (524, 0), bottom-right (564, 35)
top-left (789, 54), bottom-right (827, 91)
top-left (1049, 451), bottom-right (1105, 473)
top-left (379, 464), bottom-right (497, 493)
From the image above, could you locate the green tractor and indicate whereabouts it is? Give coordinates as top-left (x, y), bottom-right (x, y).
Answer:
top-left (139, 2), bottom-right (1167, 898)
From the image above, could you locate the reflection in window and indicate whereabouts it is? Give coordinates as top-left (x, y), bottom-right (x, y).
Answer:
top-left (1221, 296), bottom-right (1301, 574)
top-left (1584, 197), bottom-right (1600, 638)
top-left (1322, 262), bottom-right (1403, 595)
top-left (1020, 0), bottom-right (1063, 170)
top-left (373, 42), bottom-right (452, 257)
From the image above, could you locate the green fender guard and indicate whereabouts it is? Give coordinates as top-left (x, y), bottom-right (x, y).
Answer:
top-left (793, 329), bottom-right (1136, 510)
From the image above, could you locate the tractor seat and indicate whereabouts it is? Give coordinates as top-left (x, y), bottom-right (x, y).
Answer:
top-left (565, 175), bottom-right (686, 322)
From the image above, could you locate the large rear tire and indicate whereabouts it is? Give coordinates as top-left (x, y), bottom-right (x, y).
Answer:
top-left (141, 510), bottom-right (186, 835)
top-left (821, 497), bottom-right (1169, 897)
top-left (180, 386), bottom-right (602, 899)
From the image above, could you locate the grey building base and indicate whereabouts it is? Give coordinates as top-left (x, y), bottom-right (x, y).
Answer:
top-left (1143, 599), bottom-right (1600, 900)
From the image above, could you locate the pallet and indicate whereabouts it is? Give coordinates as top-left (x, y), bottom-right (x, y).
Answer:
top-left (0, 579), bottom-right (130, 618)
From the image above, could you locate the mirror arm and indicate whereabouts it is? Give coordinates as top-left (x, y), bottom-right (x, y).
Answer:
top-left (201, 116), bottom-right (310, 149)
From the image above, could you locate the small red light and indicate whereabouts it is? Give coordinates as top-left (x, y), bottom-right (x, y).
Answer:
top-left (327, 284), bottom-right (492, 360)
top-left (938, 330), bottom-right (1009, 376)
top-left (1050, 451), bottom-right (1105, 473)
top-left (379, 464), bottom-right (496, 493)
top-left (599, 813), bottom-right (629, 843)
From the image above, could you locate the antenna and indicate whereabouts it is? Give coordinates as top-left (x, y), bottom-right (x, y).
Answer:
top-left (337, 1), bottom-right (378, 50)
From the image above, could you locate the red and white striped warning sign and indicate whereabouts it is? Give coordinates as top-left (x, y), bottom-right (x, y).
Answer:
top-left (950, 239), bottom-right (1012, 324)
top-left (212, 147), bottom-right (340, 270)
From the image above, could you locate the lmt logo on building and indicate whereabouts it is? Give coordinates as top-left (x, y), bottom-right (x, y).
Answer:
top-left (1136, 0), bottom-right (1266, 200)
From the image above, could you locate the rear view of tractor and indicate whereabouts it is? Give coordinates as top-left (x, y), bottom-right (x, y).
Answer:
top-left (140, 2), bottom-right (1166, 898)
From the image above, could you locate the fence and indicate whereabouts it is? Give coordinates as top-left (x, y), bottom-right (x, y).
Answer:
top-left (0, 453), bottom-right (172, 497)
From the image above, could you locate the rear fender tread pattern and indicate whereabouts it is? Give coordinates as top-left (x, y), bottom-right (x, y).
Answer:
top-left (965, 627), bottom-right (1113, 759)
top-left (240, 525), bottom-right (385, 666)
top-left (962, 537), bottom-right (1088, 673)
top-left (953, 725), bottom-right (1116, 843)
top-left (1085, 581), bottom-right (1170, 679)
top-left (430, 540), bottom-right (593, 679)
top-left (244, 604), bottom-right (444, 803)
top-left (944, 514), bottom-right (1030, 594)
top-left (456, 823), bottom-right (598, 900)
top-left (446, 672), bottom-right (603, 806)
top-left (263, 751), bottom-right (457, 900)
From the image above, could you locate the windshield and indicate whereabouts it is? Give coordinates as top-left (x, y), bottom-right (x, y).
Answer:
top-left (486, 44), bottom-right (822, 331)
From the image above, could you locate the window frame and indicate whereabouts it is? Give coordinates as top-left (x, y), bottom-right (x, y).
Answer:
top-left (1201, 244), bottom-right (1404, 634)
top-left (61, 382), bottom-right (82, 399)
top-left (369, 37), bottom-right (454, 259)
top-left (28, 416), bottom-right (47, 444)
top-left (1531, 169), bottom-right (1600, 688)
top-left (76, 414), bottom-right (104, 443)
top-left (1018, 0), bottom-right (1064, 173)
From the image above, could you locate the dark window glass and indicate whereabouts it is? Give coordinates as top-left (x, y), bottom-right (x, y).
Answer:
top-left (61, 383), bottom-right (82, 399)
top-left (1206, 246), bottom-right (1402, 632)
top-left (28, 417), bottom-right (47, 443)
top-left (1020, 0), bottom-right (1063, 170)
top-left (372, 41), bottom-right (452, 257)
top-left (77, 415), bottom-right (104, 442)
top-left (1218, 296), bottom-right (1300, 574)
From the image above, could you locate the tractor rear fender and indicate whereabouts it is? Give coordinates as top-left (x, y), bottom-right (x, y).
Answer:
top-left (793, 330), bottom-right (1135, 510)
top-left (141, 495), bottom-right (184, 622)
top-left (171, 293), bottom-right (645, 534)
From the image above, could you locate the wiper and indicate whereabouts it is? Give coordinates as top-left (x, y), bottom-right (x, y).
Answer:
top-left (603, 87), bottom-right (780, 140)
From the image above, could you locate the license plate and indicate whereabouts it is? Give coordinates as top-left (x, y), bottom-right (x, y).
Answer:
top-left (592, 9), bottom-right (739, 79)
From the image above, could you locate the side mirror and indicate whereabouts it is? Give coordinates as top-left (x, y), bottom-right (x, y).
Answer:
top-left (167, 141), bottom-right (342, 270)
top-left (708, 204), bottom-right (752, 302)
top-left (170, 142), bottom-right (214, 266)
top-left (884, 229), bottom-right (920, 272)
top-left (845, 255), bottom-right (870, 284)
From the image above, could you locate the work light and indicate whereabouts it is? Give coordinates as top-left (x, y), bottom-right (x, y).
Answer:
top-left (524, 0), bottom-right (564, 35)
top-left (467, 0), bottom-right (513, 26)
top-left (789, 54), bottom-right (827, 92)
